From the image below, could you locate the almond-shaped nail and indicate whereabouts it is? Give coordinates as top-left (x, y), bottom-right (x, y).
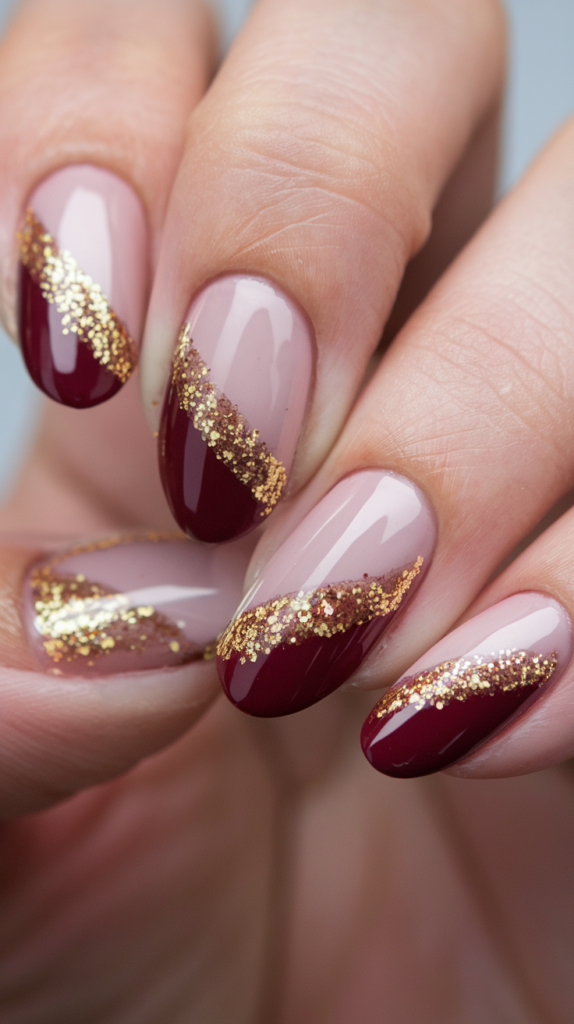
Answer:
top-left (17, 165), bottom-right (148, 408)
top-left (23, 533), bottom-right (252, 676)
top-left (159, 275), bottom-right (313, 543)
top-left (216, 470), bottom-right (436, 717)
top-left (361, 592), bottom-right (572, 778)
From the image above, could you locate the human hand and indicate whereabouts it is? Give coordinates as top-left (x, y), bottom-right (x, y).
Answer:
top-left (2, 0), bottom-right (571, 1020)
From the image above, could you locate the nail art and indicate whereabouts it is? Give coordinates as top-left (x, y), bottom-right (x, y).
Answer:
top-left (17, 165), bottom-right (148, 408)
top-left (23, 532), bottom-right (252, 676)
top-left (361, 592), bottom-right (572, 778)
top-left (159, 275), bottom-right (313, 543)
top-left (216, 470), bottom-right (436, 717)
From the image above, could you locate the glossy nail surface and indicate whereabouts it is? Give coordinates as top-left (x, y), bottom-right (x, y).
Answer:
top-left (362, 592), bottom-right (572, 778)
top-left (217, 470), bottom-right (435, 717)
top-left (23, 533), bottom-right (252, 676)
top-left (159, 275), bottom-right (313, 543)
top-left (17, 164), bottom-right (148, 408)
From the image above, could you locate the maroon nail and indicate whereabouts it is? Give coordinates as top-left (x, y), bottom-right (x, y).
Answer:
top-left (216, 470), bottom-right (436, 716)
top-left (17, 165), bottom-right (148, 408)
top-left (361, 592), bottom-right (572, 778)
top-left (23, 532), bottom-right (252, 676)
top-left (159, 275), bottom-right (313, 543)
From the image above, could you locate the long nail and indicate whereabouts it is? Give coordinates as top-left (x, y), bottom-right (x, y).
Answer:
top-left (361, 592), bottom-right (572, 777)
top-left (17, 165), bottom-right (148, 408)
top-left (216, 470), bottom-right (436, 716)
top-left (23, 532), bottom-right (252, 676)
top-left (159, 275), bottom-right (313, 543)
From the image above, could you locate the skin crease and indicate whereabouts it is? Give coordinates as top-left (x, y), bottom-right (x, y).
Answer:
top-left (1, 2), bottom-right (574, 1024)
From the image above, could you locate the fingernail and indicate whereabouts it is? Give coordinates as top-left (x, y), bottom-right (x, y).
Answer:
top-left (361, 592), bottom-right (572, 778)
top-left (17, 164), bottom-right (148, 408)
top-left (23, 532), bottom-right (252, 676)
top-left (159, 275), bottom-right (313, 543)
top-left (216, 470), bottom-right (436, 717)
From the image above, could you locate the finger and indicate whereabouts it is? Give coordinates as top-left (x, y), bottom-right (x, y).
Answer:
top-left (216, 114), bottom-right (574, 718)
top-left (0, 0), bottom-right (215, 407)
top-left (0, 530), bottom-right (252, 817)
top-left (448, 504), bottom-right (574, 778)
top-left (142, 0), bottom-right (505, 543)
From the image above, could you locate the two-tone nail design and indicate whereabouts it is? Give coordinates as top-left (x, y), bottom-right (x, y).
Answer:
top-left (23, 532), bottom-right (252, 675)
top-left (216, 470), bottom-right (436, 717)
top-left (361, 592), bottom-right (572, 777)
top-left (17, 165), bottom-right (148, 408)
top-left (159, 275), bottom-right (313, 543)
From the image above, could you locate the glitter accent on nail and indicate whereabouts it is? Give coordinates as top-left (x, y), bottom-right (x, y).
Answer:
top-left (217, 557), bottom-right (424, 664)
top-left (18, 208), bottom-right (137, 383)
top-left (29, 533), bottom-right (201, 666)
top-left (172, 324), bottom-right (287, 517)
top-left (371, 649), bottom-right (558, 719)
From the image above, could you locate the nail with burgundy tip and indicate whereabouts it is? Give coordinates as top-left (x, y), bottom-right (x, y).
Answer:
top-left (23, 532), bottom-right (253, 676)
top-left (216, 470), bottom-right (436, 717)
top-left (361, 592), bottom-right (572, 778)
top-left (159, 275), bottom-right (313, 543)
top-left (17, 164), bottom-right (148, 408)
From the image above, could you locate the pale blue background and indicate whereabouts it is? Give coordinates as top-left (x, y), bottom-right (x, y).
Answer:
top-left (0, 0), bottom-right (572, 497)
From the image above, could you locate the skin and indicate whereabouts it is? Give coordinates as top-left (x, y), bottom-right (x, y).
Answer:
top-left (0, 0), bottom-right (573, 1020)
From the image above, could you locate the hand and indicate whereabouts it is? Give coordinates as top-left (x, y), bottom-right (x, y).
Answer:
top-left (1, 0), bottom-right (572, 1021)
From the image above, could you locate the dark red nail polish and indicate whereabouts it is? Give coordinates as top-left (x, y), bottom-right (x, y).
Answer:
top-left (158, 275), bottom-right (312, 543)
top-left (361, 593), bottom-right (571, 778)
top-left (217, 471), bottom-right (436, 717)
top-left (17, 165), bottom-right (147, 409)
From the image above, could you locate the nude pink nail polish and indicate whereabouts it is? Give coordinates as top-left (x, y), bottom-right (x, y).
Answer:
top-left (361, 592), bottom-right (572, 777)
top-left (159, 275), bottom-right (313, 543)
top-left (17, 165), bottom-right (148, 408)
top-left (23, 533), bottom-right (252, 676)
top-left (217, 470), bottom-right (436, 716)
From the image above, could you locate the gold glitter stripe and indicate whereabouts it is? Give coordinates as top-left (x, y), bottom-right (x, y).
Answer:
top-left (217, 556), bottom-right (424, 665)
top-left (18, 208), bottom-right (137, 384)
top-left (371, 649), bottom-right (557, 718)
top-left (172, 325), bottom-right (287, 517)
top-left (29, 533), bottom-right (199, 667)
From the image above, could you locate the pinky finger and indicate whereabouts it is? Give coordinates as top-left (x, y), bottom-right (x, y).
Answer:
top-left (361, 508), bottom-right (574, 779)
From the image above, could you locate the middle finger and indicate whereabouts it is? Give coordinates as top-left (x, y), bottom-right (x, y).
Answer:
top-left (142, 0), bottom-right (504, 543)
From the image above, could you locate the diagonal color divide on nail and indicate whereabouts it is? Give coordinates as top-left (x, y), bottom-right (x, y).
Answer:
top-left (30, 535), bottom-right (201, 668)
top-left (361, 592), bottom-right (571, 778)
top-left (18, 208), bottom-right (137, 384)
top-left (172, 324), bottom-right (287, 517)
top-left (370, 649), bottom-right (557, 718)
top-left (217, 557), bottom-right (424, 664)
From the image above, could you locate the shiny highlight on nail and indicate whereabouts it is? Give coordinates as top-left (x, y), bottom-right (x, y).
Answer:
top-left (217, 557), bottom-right (424, 665)
top-left (18, 208), bottom-right (136, 384)
top-left (172, 325), bottom-right (287, 517)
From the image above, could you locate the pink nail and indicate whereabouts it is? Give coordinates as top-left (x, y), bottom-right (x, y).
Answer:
top-left (217, 469), bottom-right (436, 716)
top-left (159, 275), bottom-right (314, 542)
top-left (17, 164), bottom-right (148, 408)
top-left (362, 592), bottom-right (572, 777)
top-left (23, 533), bottom-right (252, 676)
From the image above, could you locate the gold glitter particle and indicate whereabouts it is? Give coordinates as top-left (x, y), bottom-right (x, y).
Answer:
top-left (29, 534), bottom-right (201, 666)
top-left (371, 649), bottom-right (558, 719)
top-left (18, 208), bottom-right (137, 383)
top-left (217, 557), bottom-right (424, 665)
top-left (172, 325), bottom-right (287, 517)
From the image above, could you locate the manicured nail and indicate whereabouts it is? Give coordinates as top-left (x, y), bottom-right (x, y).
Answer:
top-left (361, 592), bottom-right (572, 778)
top-left (159, 275), bottom-right (313, 543)
top-left (23, 532), bottom-right (252, 676)
top-left (17, 164), bottom-right (148, 408)
top-left (216, 470), bottom-right (435, 716)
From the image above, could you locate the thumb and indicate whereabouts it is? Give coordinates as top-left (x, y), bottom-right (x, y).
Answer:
top-left (0, 532), bottom-right (250, 818)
